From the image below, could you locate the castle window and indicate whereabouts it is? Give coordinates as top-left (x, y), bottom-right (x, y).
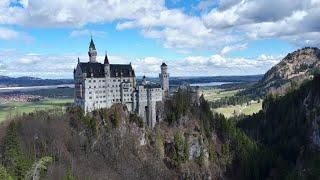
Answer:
top-left (89, 80), bottom-right (91, 83)
top-left (94, 86), bottom-right (96, 88)
top-left (102, 80), bottom-right (105, 82)
top-left (89, 97), bottom-right (92, 99)
top-left (93, 80), bottom-right (96, 82)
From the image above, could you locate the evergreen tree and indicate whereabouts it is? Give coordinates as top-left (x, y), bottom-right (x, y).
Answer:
top-left (2, 121), bottom-right (31, 179)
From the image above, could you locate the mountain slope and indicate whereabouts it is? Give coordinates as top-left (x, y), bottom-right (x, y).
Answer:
top-left (242, 47), bottom-right (320, 97)
top-left (238, 75), bottom-right (320, 179)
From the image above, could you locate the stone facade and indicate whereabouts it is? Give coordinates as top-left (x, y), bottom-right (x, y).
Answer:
top-left (74, 38), bottom-right (169, 128)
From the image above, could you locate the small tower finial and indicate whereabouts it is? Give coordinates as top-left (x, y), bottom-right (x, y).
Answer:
top-left (78, 57), bottom-right (80, 63)
top-left (104, 50), bottom-right (109, 64)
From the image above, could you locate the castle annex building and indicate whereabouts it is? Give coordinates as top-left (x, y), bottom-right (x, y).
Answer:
top-left (74, 38), bottom-right (169, 128)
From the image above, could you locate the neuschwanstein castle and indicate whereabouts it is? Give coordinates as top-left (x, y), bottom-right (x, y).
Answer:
top-left (74, 38), bottom-right (169, 128)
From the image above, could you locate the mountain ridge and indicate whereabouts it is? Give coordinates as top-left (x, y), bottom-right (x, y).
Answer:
top-left (241, 47), bottom-right (320, 97)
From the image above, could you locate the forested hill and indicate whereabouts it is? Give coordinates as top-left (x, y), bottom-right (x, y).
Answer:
top-left (238, 75), bottom-right (320, 179)
top-left (241, 47), bottom-right (320, 97)
top-left (0, 76), bottom-right (73, 87)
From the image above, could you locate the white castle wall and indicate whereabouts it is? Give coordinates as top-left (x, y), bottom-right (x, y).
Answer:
top-left (74, 39), bottom-right (168, 128)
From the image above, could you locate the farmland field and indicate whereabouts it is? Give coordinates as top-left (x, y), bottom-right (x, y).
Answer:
top-left (202, 87), bottom-right (262, 118)
top-left (213, 101), bottom-right (262, 118)
top-left (0, 98), bottom-right (73, 123)
top-left (202, 88), bottom-right (239, 101)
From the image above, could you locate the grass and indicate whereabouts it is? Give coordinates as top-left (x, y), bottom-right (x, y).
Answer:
top-left (213, 101), bottom-right (262, 118)
top-left (202, 88), bottom-right (239, 102)
top-left (0, 98), bottom-right (73, 123)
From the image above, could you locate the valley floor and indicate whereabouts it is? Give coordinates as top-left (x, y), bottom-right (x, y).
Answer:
top-left (202, 87), bottom-right (262, 118)
top-left (0, 98), bottom-right (73, 123)
top-left (213, 101), bottom-right (262, 118)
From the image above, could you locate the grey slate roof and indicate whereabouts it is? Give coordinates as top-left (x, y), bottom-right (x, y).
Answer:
top-left (143, 84), bottom-right (161, 89)
top-left (78, 62), bottom-right (135, 78)
top-left (161, 62), bottom-right (167, 67)
top-left (89, 38), bottom-right (96, 50)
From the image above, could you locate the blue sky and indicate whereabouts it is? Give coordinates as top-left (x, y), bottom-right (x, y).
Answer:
top-left (0, 0), bottom-right (319, 78)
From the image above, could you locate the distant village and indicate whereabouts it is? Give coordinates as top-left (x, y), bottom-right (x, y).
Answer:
top-left (0, 94), bottom-right (42, 103)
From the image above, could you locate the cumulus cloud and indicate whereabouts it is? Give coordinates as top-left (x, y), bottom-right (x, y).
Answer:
top-left (0, 0), bottom-right (318, 51)
top-left (0, 49), bottom-right (129, 78)
top-left (0, 48), bottom-right (283, 78)
top-left (170, 54), bottom-right (282, 76)
top-left (0, 0), bottom-right (165, 27)
top-left (203, 0), bottom-right (320, 47)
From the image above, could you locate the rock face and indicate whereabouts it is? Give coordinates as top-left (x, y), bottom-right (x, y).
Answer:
top-left (246, 47), bottom-right (320, 96)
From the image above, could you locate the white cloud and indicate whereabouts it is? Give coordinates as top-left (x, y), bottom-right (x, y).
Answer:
top-left (196, 0), bottom-right (216, 11)
top-left (0, 0), bottom-right (165, 27)
top-left (0, 27), bottom-right (20, 40)
top-left (220, 43), bottom-right (248, 55)
top-left (0, 26), bottom-right (33, 42)
top-left (203, 0), bottom-right (320, 47)
top-left (0, 48), bottom-right (283, 78)
top-left (0, 0), bottom-right (318, 58)
top-left (69, 29), bottom-right (107, 38)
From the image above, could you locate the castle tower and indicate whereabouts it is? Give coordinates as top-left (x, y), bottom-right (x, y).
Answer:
top-left (104, 52), bottom-right (110, 76)
top-left (159, 63), bottom-right (169, 97)
top-left (88, 36), bottom-right (97, 63)
top-left (142, 75), bottom-right (147, 85)
top-left (104, 52), bottom-right (111, 107)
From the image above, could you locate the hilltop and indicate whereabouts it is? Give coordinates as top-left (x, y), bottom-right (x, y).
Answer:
top-left (0, 89), bottom-right (232, 179)
top-left (242, 47), bottom-right (320, 97)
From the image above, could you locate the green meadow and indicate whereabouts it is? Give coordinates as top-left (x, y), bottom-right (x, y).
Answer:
top-left (213, 101), bottom-right (262, 118)
top-left (202, 87), bottom-right (262, 118)
top-left (0, 98), bottom-right (73, 123)
top-left (202, 89), bottom-right (239, 102)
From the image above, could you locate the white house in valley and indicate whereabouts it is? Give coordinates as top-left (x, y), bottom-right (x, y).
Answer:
top-left (74, 38), bottom-right (169, 128)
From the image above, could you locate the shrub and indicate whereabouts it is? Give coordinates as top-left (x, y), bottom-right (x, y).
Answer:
top-left (64, 167), bottom-right (76, 180)
top-left (129, 113), bottom-right (144, 128)
top-left (0, 165), bottom-right (13, 180)
top-left (111, 107), bottom-right (120, 127)
top-left (155, 131), bottom-right (164, 159)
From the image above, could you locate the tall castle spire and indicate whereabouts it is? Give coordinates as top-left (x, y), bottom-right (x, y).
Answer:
top-left (88, 36), bottom-right (97, 63)
top-left (104, 51), bottom-right (109, 64)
